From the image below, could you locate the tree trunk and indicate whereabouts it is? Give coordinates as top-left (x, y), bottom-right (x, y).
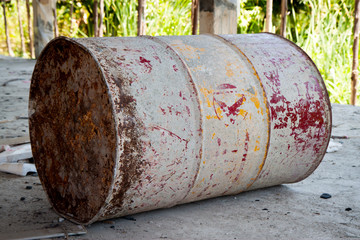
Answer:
top-left (265, 0), bottom-right (273, 32)
top-left (94, 0), bottom-right (98, 37)
top-left (137, 0), bottom-right (145, 36)
top-left (280, 0), bottom-right (287, 37)
top-left (351, 0), bottom-right (360, 105)
top-left (26, 0), bottom-right (35, 58)
top-left (69, 0), bottom-right (74, 35)
top-left (99, 0), bottom-right (104, 37)
top-left (191, 0), bottom-right (199, 35)
top-left (2, 0), bottom-right (14, 56)
top-left (53, 4), bottom-right (58, 38)
top-left (16, 0), bottom-right (26, 55)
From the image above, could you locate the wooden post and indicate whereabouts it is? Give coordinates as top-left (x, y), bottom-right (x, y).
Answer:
top-left (99, 0), bottom-right (104, 37)
top-left (265, 0), bottom-right (273, 32)
top-left (26, 0), bottom-right (35, 58)
top-left (351, 0), bottom-right (360, 105)
top-left (280, 0), bottom-right (287, 37)
top-left (199, 0), bottom-right (239, 34)
top-left (33, 0), bottom-right (57, 58)
top-left (16, 0), bottom-right (26, 55)
top-left (2, 0), bottom-right (14, 56)
top-left (94, 0), bottom-right (98, 37)
top-left (137, 0), bottom-right (145, 36)
top-left (191, 0), bottom-right (199, 35)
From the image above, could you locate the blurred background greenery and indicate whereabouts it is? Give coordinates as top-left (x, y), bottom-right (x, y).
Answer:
top-left (0, 0), bottom-right (358, 104)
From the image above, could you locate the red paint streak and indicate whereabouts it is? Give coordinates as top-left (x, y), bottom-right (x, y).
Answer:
top-left (228, 96), bottom-right (246, 116)
top-left (210, 174), bottom-right (213, 180)
top-left (151, 125), bottom-right (189, 149)
top-left (214, 91), bottom-right (235, 95)
top-left (145, 175), bottom-right (152, 182)
top-left (264, 70), bottom-right (328, 153)
top-left (138, 56), bottom-right (152, 73)
top-left (173, 65), bottom-right (178, 72)
top-left (264, 69), bottom-right (280, 87)
top-left (232, 150), bottom-right (238, 153)
top-left (217, 83), bottom-right (237, 89)
top-left (159, 107), bottom-right (166, 115)
top-left (213, 95), bottom-right (246, 124)
top-left (217, 138), bottom-right (221, 146)
top-left (167, 106), bottom-right (173, 114)
top-left (241, 131), bottom-right (249, 162)
top-left (175, 111), bottom-right (181, 116)
top-left (225, 170), bottom-right (232, 175)
top-left (223, 149), bottom-right (227, 155)
top-left (153, 55), bottom-right (161, 63)
top-left (177, 172), bottom-right (186, 179)
top-left (185, 106), bottom-right (191, 116)
top-left (179, 91), bottom-right (182, 97)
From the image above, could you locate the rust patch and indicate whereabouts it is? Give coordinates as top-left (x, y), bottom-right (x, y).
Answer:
top-left (29, 38), bottom-right (116, 224)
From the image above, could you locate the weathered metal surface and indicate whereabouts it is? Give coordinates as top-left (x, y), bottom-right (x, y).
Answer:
top-left (29, 33), bottom-right (331, 225)
top-left (219, 34), bottom-right (332, 189)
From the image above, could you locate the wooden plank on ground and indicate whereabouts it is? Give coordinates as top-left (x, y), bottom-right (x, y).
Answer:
top-left (0, 136), bottom-right (30, 146)
top-left (0, 224), bottom-right (86, 240)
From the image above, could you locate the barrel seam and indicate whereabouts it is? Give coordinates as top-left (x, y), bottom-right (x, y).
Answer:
top-left (140, 35), bottom-right (204, 205)
top-left (203, 33), bottom-right (271, 191)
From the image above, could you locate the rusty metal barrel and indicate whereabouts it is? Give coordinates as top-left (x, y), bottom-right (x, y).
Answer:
top-left (29, 33), bottom-right (331, 225)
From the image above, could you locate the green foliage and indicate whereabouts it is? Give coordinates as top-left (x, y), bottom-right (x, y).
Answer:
top-left (238, 0), bottom-right (265, 33)
top-left (286, 0), bottom-right (357, 104)
top-left (146, 0), bottom-right (191, 36)
top-left (0, 0), bottom-right (31, 57)
top-left (0, 0), bottom-right (358, 104)
top-left (236, 0), bottom-right (358, 105)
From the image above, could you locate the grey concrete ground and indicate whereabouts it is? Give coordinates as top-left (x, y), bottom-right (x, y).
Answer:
top-left (0, 56), bottom-right (359, 239)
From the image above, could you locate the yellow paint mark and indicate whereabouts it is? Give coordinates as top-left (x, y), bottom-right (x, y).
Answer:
top-left (206, 115), bottom-right (216, 120)
top-left (215, 107), bottom-right (223, 119)
top-left (212, 133), bottom-right (216, 139)
top-left (171, 43), bottom-right (205, 60)
top-left (199, 87), bottom-right (214, 107)
top-left (203, 161), bottom-right (206, 164)
top-left (238, 109), bottom-right (247, 118)
top-left (192, 65), bottom-right (204, 72)
top-left (199, 87), bottom-right (213, 97)
top-left (201, 177), bottom-right (205, 182)
top-left (254, 146), bottom-right (260, 152)
top-left (225, 62), bottom-right (234, 77)
top-left (250, 95), bottom-right (260, 109)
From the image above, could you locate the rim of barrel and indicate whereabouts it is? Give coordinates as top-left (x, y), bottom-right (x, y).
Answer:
top-left (29, 36), bottom-right (118, 225)
top-left (261, 32), bottom-right (332, 182)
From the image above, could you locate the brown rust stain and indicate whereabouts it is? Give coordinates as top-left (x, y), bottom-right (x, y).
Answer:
top-left (85, 40), bottom-right (146, 213)
top-left (29, 38), bottom-right (116, 224)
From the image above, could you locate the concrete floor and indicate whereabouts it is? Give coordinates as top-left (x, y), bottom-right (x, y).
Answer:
top-left (0, 56), bottom-right (359, 239)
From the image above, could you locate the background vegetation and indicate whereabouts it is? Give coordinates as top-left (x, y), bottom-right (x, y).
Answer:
top-left (0, 0), bottom-right (358, 104)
